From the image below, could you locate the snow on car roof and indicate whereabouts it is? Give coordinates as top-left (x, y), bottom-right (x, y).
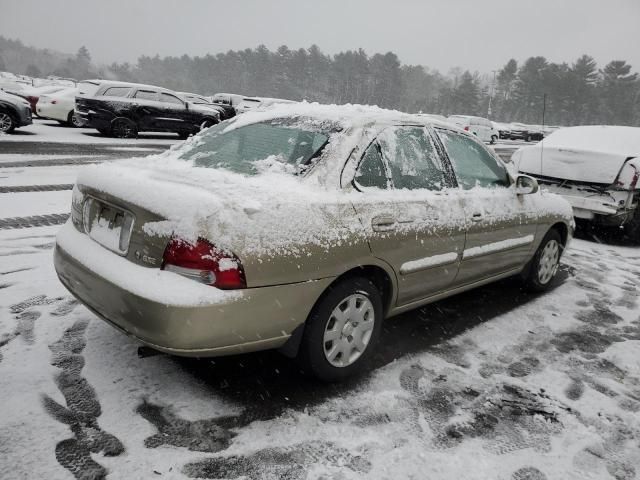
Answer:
top-left (541, 125), bottom-right (640, 156)
top-left (227, 101), bottom-right (454, 131)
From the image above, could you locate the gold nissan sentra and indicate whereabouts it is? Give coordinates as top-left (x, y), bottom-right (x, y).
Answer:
top-left (54, 103), bottom-right (573, 381)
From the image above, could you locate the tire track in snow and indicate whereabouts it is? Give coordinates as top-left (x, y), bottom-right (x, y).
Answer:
top-left (0, 213), bottom-right (69, 230)
top-left (42, 318), bottom-right (124, 479)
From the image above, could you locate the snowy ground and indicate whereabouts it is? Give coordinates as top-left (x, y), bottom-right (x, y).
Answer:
top-left (1, 131), bottom-right (639, 480)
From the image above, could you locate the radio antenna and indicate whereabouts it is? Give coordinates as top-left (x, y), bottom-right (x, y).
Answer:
top-left (540, 93), bottom-right (547, 173)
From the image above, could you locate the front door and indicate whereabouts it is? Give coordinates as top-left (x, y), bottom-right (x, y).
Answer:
top-left (434, 128), bottom-right (539, 285)
top-left (350, 126), bottom-right (466, 306)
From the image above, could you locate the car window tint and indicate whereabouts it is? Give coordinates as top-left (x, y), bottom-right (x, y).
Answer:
top-left (133, 90), bottom-right (158, 101)
top-left (355, 143), bottom-right (388, 189)
top-left (378, 126), bottom-right (447, 191)
top-left (437, 129), bottom-right (510, 189)
top-left (103, 86), bottom-right (131, 97)
top-left (160, 93), bottom-right (183, 105)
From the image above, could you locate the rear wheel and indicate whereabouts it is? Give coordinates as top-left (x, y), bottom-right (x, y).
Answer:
top-left (525, 135), bottom-right (532, 142)
top-left (490, 135), bottom-right (498, 144)
top-left (523, 229), bottom-right (562, 292)
top-left (0, 111), bottom-right (16, 133)
top-left (111, 118), bottom-right (137, 138)
top-left (297, 276), bottom-right (383, 381)
top-left (67, 111), bottom-right (82, 128)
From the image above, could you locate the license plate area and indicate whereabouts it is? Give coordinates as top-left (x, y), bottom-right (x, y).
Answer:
top-left (82, 197), bottom-right (135, 255)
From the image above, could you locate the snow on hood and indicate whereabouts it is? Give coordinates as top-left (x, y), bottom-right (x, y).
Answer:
top-left (514, 125), bottom-right (640, 184)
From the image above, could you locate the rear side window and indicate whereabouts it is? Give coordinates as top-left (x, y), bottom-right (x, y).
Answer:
top-left (160, 93), bottom-right (183, 105)
top-left (437, 129), bottom-right (510, 189)
top-left (102, 86), bottom-right (131, 97)
top-left (378, 126), bottom-right (448, 191)
top-left (355, 143), bottom-right (388, 190)
top-left (133, 90), bottom-right (158, 101)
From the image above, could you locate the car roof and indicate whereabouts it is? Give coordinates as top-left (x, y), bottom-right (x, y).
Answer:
top-left (229, 102), bottom-right (465, 133)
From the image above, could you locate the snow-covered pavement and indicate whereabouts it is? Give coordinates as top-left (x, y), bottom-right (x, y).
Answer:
top-left (1, 225), bottom-right (639, 480)
top-left (1, 138), bottom-right (639, 479)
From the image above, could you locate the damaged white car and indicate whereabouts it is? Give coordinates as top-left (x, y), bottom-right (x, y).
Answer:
top-left (513, 125), bottom-right (640, 238)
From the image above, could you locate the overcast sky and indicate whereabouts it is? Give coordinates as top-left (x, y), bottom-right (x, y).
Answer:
top-left (2, 0), bottom-right (639, 73)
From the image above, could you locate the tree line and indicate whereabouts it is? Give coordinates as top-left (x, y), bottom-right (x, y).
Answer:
top-left (2, 36), bottom-right (639, 126)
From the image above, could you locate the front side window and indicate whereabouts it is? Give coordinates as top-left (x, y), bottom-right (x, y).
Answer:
top-left (354, 143), bottom-right (388, 189)
top-left (437, 129), bottom-right (510, 189)
top-left (133, 90), bottom-right (158, 101)
top-left (378, 126), bottom-right (448, 191)
top-left (179, 121), bottom-right (330, 176)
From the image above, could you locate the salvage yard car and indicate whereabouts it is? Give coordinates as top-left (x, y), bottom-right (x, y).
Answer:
top-left (54, 103), bottom-right (573, 381)
top-left (513, 125), bottom-right (640, 238)
top-left (75, 82), bottom-right (221, 138)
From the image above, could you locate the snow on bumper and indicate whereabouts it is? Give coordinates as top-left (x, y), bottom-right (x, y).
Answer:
top-left (54, 222), bottom-right (331, 355)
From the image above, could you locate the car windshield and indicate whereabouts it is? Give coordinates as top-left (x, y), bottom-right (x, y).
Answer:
top-left (179, 121), bottom-right (330, 175)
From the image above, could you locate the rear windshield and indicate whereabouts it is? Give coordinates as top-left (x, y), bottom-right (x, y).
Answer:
top-left (179, 121), bottom-right (330, 176)
top-left (77, 81), bottom-right (100, 96)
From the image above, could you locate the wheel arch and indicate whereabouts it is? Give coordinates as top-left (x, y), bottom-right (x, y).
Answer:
top-left (278, 263), bottom-right (396, 358)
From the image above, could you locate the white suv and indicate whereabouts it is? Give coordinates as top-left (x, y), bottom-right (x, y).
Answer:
top-left (447, 115), bottom-right (498, 144)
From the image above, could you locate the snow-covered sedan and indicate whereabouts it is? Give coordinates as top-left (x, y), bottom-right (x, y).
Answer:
top-left (54, 103), bottom-right (573, 381)
top-left (37, 87), bottom-right (83, 127)
top-left (513, 125), bottom-right (640, 238)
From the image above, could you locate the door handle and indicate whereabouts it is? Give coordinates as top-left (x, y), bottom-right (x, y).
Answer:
top-left (471, 212), bottom-right (484, 222)
top-left (372, 215), bottom-right (396, 232)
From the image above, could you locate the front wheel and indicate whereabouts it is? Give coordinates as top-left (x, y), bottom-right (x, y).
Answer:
top-left (490, 135), bottom-right (498, 145)
top-left (200, 118), bottom-right (216, 131)
top-left (523, 229), bottom-right (562, 292)
top-left (0, 111), bottom-right (16, 133)
top-left (297, 276), bottom-right (383, 381)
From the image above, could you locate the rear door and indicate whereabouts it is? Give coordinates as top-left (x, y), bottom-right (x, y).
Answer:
top-left (130, 89), bottom-right (162, 130)
top-left (158, 92), bottom-right (191, 131)
top-left (435, 128), bottom-right (539, 284)
top-left (350, 126), bottom-right (466, 306)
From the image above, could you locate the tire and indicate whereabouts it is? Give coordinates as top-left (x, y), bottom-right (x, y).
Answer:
top-left (490, 135), bottom-right (498, 145)
top-left (199, 118), bottom-right (216, 131)
top-left (624, 207), bottom-right (640, 242)
top-left (0, 111), bottom-right (16, 133)
top-left (67, 111), bottom-right (82, 128)
top-left (111, 117), bottom-right (137, 138)
top-left (525, 135), bottom-right (532, 142)
top-left (523, 229), bottom-right (563, 292)
top-left (297, 276), bottom-right (383, 382)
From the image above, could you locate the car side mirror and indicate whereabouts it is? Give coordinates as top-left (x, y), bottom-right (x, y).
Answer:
top-left (515, 174), bottom-right (539, 195)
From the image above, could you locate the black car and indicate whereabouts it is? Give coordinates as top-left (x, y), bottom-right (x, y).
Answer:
top-left (75, 83), bottom-right (221, 138)
top-left (0, 90), bottom-right (33, 133)
top-left (177, 92), bottom-right (236, 121)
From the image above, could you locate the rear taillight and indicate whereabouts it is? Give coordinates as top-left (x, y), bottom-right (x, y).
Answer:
top-left (161, 237), bottom-right (246, 290)
top-left (51, 100), bottom-right (58, 104)
top-left (464, 126), bottom-right (470, 131)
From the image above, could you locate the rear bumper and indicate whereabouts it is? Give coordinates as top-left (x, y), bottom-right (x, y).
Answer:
top-left (539, 183), bottom-right (637, 225)
top-left (54, 222), bottom-right (331, 356)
